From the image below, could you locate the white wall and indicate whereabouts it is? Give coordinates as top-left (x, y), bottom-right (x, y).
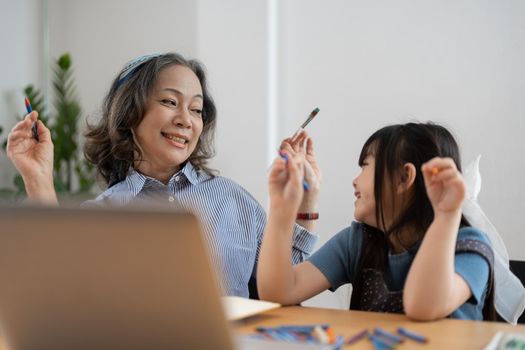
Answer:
top-left (1, 0), bottom-right (524, 309)
top-left (279, 0), bottom-right (525, 308)
top-left (279, 0), bottom-right (525, 254)
top-left (276, 0), bottom-right (525, 307)
top-left (0, 0), bottom-right (44, 189)
top-left (196, 0), bottom-right (269, 203)
top-left (1, 0), bottom-right (269, 201)
top-left (47, 0), bottom-right (199, 122)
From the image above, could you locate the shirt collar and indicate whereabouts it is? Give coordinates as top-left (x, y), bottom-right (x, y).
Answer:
top-left (125, 162), bottom-right (212, 197)
top-left (180, 161), bottom-right (212, 185)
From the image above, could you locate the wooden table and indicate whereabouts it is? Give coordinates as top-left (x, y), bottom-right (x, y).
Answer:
top-left (234, 306), bottom-right (525, 349)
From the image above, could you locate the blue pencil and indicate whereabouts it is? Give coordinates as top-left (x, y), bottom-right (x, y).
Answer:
top-left (333, 335), bottom-right (345, 350)
top-left (397, 327), bottom-right (428, 343)
top-left (266, 329), bottom-right (292, 342)
top-left (278, 151), bottom-right (309, 191)
top-left (370, 334), bottom-right (394, 350)
top-left (374, 327), bottom-right (403, 344)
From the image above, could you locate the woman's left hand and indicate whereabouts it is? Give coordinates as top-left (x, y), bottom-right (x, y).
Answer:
top-left (422, 157), bottom-right (466, 215)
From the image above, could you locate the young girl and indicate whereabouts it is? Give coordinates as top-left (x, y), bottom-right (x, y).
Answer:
top-left (258, 122), bottom-right (494, 321)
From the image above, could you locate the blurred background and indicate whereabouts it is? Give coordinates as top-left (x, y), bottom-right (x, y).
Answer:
top-left (1, 0), bottom-right (524, 308)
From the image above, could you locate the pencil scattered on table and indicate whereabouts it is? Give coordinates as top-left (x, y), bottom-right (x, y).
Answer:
top-left (253, 324), bottom-right (344, 349)
top-left (398, 327), bottom-right (428, 343)
top-left (251, 324), bottom-right (428, 349)
top-left (346, 329), bottom-right (369, 345)
top-left (346, 327), bottom-right (428, 348)
top-left (375, 327), bottom-right (404, 344)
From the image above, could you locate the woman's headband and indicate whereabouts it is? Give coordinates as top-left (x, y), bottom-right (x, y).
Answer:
top-left (115, 53), bottom-right (161, 89)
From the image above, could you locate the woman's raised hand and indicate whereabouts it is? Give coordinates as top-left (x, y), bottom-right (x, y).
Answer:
top-left (6, 111), bottom-right (58, 204)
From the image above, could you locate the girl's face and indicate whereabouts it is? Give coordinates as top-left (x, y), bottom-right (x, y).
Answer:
top-left (353, 155), bottom-right (378, 227)
top-left (134, 65), bottom-right (204, 181)
top-left (353, 154), bottom-right (411, 232)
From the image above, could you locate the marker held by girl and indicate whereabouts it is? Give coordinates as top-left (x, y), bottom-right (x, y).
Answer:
top-left (278, 150), bottom-right (309, 191)
top-left (291, 107), bottom-right (320, 141)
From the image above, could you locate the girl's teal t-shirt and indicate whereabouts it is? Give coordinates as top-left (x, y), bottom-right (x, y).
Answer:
top-left (308, 221), bottom-right (491, 320)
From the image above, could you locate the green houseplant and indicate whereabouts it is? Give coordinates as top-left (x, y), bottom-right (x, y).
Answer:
top-left (0, 53), bottom-right (95, 200)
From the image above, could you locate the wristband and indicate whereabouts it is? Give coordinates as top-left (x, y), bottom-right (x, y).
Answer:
top-left (296, 212), bottom-right (319, 220)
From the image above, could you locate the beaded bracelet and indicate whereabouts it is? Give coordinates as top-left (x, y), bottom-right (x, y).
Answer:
top-left (296, 213), bottom-right (319, 220)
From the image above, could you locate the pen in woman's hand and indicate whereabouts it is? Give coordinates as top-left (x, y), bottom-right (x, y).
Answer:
top-left (25, 98), bottom-right (39, 142)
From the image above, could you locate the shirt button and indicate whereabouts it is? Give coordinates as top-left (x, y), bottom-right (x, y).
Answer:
top-left (168, 196), bottom-right (175, 202)
top-left (175, 176), bottom-right (180, 182)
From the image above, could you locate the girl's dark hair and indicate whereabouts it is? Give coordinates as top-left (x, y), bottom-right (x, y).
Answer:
top-left (84, 52), bottom-right (217, 188)
top-left (353, 122), bottom-right (495, 320)
top-left (358, 122), bottom-right (468, 266)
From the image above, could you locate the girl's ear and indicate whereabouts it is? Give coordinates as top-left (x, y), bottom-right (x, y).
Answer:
top-left (397, 162), bottom-right (416, 194)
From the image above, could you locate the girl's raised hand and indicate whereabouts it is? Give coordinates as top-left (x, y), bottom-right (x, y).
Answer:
top-left (267, 150), bottom-right (305, 219)
top-left (421, 157), bottom-right (466, 215)
top-left (281, 131), bottom-right (322, 190)
top-left (280, 131), bottom-right (321, 216)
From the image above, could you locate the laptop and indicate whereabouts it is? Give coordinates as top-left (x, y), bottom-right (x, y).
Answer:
top-left (0, 206), bottom-right (237, 350)
top-left (0, 206), bottom-right (331, 350)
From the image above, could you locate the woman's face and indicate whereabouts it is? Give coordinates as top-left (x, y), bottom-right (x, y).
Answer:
top-left (353, 155), bottom-right (377, 227)
top-left (134, 65), bottom-right (204, 181)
